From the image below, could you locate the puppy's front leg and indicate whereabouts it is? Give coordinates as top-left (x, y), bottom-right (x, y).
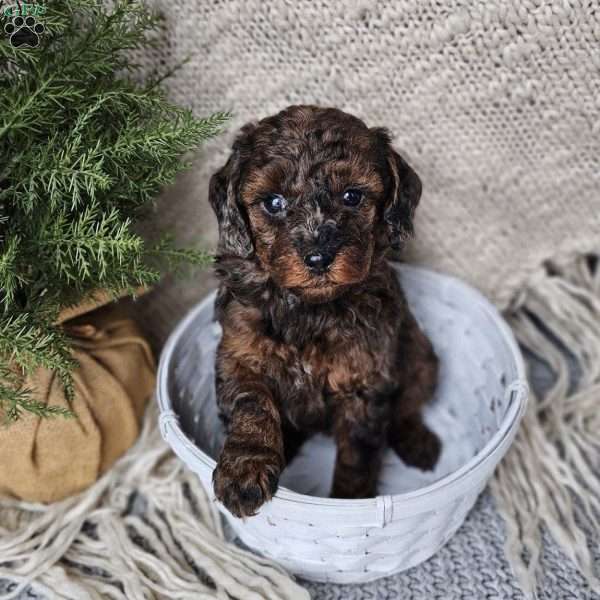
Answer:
top-left (213, 379), bottom-right (284, 518)
top-left (330, 394), bottom-right (387, 499)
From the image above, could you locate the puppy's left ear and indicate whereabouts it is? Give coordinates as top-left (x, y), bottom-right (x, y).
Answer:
top-left (374, 129), bottom-right (422, 250)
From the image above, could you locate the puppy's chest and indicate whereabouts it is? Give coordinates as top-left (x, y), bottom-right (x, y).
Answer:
top-left (272, 325), bottom-right (393, 432)
top-left (219, 297), bottom-right (400, 428)
top-left (291, 335), bottom-right (382, 393)
top-left (276, 312), bottom-right (393, 395)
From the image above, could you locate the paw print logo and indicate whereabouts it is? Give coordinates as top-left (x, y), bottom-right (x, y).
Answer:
top-left (4, 15), bottom-right (45, 48)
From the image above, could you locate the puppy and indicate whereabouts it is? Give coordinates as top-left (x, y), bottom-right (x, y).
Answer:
top-left (209, 105), bottom-right (440, 518)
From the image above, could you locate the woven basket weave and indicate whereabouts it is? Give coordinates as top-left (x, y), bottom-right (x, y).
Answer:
top-left (157, 265), bottom-right (528, 584)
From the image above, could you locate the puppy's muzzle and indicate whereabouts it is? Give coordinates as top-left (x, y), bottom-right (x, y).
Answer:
top-left (304, 222), bottom-right (340, 274)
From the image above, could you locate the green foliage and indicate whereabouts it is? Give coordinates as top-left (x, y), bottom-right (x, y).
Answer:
top-left (0, 0), bottom-right (227, 420)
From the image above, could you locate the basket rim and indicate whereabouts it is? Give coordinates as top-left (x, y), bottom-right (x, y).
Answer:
top-left (157, 264), bottom-right (528, 511)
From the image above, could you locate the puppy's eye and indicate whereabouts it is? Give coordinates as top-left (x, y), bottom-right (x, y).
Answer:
top-left (342, 189), bottom-right (363, 207)
top-left (263, 194), bottom-right (287, 215)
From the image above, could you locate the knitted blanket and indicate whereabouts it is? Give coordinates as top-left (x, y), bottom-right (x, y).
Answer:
top-left (2, 1), bottom-right (599, 598)
top-left (137, 0), bottom-right (600, 311)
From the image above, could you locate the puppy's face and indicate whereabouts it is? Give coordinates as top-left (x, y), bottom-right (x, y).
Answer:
top-left (240, 116), bottom-right (385, 303)
top-left (210, 106), bottom-right (421, 303)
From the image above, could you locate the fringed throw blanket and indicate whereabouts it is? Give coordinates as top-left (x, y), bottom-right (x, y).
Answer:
top-left (0, 401), bottom-right (309, 600)
top-left (1, 0), bottom-right (599, 598)
top-left (492, 255), bottom-right (600, 596)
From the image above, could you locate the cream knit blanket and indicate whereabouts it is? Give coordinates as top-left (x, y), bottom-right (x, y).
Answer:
top-left (139, 0), bottom-right (600, 310)
top-left (2, 1), bottom-right (599, 598)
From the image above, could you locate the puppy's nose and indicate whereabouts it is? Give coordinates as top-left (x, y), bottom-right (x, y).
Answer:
top-left (304, 251), bottom-right (334, 273)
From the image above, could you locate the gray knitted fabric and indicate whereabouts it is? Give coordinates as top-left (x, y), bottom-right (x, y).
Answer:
top-left (302, 492), bottom-right (600, 600)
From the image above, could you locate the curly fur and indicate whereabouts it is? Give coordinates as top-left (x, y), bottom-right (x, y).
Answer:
top-left (209, 105), bottom-right (440, 517)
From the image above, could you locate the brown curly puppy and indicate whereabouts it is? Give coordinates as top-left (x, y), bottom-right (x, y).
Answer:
top-left (209, 105), bottom-right (441, 518)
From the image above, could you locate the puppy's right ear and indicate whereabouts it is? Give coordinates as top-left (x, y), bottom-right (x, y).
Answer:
top-left (371, 128), bottom-right (422, 251)
top-left (209, 124), bottom-right (256, 259)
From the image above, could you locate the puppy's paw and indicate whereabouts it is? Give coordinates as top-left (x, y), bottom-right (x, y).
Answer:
top-left (391, 425), bottom-right (442, 471)
top-left (212, 447), bottom-right (281, 518)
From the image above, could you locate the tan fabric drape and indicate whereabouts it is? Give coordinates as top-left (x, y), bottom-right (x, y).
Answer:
top-left (0, 296), bottom-right (155, 503)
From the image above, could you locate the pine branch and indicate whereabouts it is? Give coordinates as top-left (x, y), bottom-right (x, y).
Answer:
top-left (0, 380), bottom-right (75, 424)
top-left (0, 312), bottom-right (76, 378)
top-left (0, 0), bottom-right (228, 418)
top-left (0, 236), bottom-right (23, 309)
top-left (147, 235), bottom-right (215, 274)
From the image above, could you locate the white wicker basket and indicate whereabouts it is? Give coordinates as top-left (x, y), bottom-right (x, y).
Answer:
top-left (157, 265), bottom-right (528, 584)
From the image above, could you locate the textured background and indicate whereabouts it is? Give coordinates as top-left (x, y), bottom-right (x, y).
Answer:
top-left (134, 0), bottom-right (600, 313)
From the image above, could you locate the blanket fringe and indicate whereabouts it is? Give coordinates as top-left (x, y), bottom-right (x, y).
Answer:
top-left (0, 401), bottom-right (309, 600)
top-left (491, 254), bottom-right (600, 599)
top-left (2, 256), bottom-right (599, 599)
